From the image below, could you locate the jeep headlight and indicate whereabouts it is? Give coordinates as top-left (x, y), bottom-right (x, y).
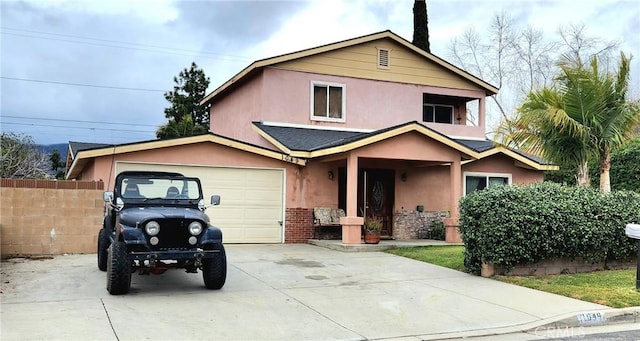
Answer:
top-left (145, 221), bottom-right (160, 236)
top-left (188, 221), bottom-right (203, 235)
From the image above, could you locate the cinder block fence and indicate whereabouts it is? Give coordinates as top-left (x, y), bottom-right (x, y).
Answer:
top-left (0, 179), bottom-right (104, 258)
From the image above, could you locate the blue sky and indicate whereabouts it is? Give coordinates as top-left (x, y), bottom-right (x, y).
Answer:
top-left (1, 0), bottom-right (638, 145)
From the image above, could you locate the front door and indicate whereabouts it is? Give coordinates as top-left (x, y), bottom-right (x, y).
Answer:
top-left (358, 169), bottom-right (395, 237)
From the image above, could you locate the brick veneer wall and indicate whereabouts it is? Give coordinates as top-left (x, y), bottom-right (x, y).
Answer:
top-left (285, 207), bottom-right (314, 243)
top-left (0, 179), bottom-right (105, 258)
top-left (393, 210), bottom-right (450, 240)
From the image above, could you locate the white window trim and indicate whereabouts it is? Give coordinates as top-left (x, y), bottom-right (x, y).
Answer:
top-left (423, 103), bottom-right (455, 124)
top-left (310, 80), bottom-right (346, 123)
top-left (377, 47), bottom-right (390, 69)
top-left (463, 171), bottom-right (512, 195)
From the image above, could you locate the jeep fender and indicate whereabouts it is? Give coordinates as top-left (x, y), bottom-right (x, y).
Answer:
top-left (200, 226), bottom-right (223, 245)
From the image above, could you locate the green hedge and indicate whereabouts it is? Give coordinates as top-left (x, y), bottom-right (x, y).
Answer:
top-left (459, 182), bottom-right (640, 274)
top-left (545, 137), bottom-right (640, 191)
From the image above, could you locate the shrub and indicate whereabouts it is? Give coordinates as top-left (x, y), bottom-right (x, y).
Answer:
top-left (459, 182), bottom-right (640, 274)
top-left (545, 137), bottom-right (640, 191)
top-left (430, 220), bottom-right (445, 240)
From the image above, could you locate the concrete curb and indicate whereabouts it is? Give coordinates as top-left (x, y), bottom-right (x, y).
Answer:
top-left (529, 306), bottom-right (640, 330)
top-left (410, 307), bottom-right (640, 340)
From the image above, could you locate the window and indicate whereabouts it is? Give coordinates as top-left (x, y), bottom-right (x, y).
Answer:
top-left (423, 104), bottom-right (454, 124)
top-left (311, 81), bottom-right (345, 121)
top-left (464, 172), bottom-right (511, 195)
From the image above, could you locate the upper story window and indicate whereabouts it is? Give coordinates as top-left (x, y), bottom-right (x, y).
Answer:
top-left (464, 172), bottom-right (511, 195)
top-left (423, 103), bottom-right (454, 124)
top-left (311, 81), bottom-right (346, 122)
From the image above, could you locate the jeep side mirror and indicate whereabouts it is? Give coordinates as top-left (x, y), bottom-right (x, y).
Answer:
top-left (211, 195), bottom-right (221, 206)
top-left (103, 191), bottom-right (114, 202)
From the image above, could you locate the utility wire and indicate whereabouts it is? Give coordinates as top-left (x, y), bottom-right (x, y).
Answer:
top-left (3, 122), bottom-right (156, 134)
top-left (0, 76), bottom-right (165, 92)
top-left (2, 115), bottom-right (160, 127)
top-left (1, 26), bottom-right (253, 60)
top-left (1, 28), bottom-right (254, 62)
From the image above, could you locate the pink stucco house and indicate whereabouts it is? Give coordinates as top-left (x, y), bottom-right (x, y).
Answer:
top-left (66, 31), bottom-right (553, 244)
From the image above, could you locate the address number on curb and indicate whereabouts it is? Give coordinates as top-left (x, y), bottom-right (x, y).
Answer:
top-left (576, 312), bottom-right (606, 324)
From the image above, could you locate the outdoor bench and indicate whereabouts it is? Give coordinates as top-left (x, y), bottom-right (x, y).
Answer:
top-left (313, 207), bottom-right (345, 239)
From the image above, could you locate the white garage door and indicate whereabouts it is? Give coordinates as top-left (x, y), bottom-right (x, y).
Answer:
top-left (115, 162), bottom-right (284, 243)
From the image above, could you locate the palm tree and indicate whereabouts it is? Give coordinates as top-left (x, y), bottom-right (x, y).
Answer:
top-left (156, 115), bottom-right (208, 139)
top-left (495, 52), bottom-right (639, 192)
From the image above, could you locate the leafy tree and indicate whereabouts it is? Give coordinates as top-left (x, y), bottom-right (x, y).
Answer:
top-left (157, 62), bottom-right (211, 139)
top-left (412, 0), bottom-right (430, 53)
top-left (1, 132), bottom-right (50, 179)
top-left (49, 148), bottom-right (66, 179)
top-left (496, 53), bottom-right (640, 192)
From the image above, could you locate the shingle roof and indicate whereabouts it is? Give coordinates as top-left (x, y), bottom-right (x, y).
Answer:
top-left (253, 122), bottom-right (550, 165)
top-left (69, 141), bottom-right (114, 157)
top-left (454, 139), bottom-right (495, 153)
top-left (253, 122), bottom-right (369, 152)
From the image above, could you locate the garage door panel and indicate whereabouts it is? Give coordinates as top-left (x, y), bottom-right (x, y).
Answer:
top-left (116, 162), bottom-right (284, 243)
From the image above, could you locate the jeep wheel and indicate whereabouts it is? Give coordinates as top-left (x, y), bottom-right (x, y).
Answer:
top-left (97, 228), bottom-right (110, 271)
top-left (106, 241), bottom-right (131, 295)
top-left (202, 244), bottom-right (227, 290)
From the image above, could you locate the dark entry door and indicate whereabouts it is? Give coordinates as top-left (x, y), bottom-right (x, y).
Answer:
top-left (358, 169), bottom-right (395, 237)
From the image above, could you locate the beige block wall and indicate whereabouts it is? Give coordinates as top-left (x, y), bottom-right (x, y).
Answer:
top-left (1, 180), bottom-right (104, 258)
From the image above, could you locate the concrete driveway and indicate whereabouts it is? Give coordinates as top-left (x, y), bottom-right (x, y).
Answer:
top-left (1, 244), bottom-right (611, 340)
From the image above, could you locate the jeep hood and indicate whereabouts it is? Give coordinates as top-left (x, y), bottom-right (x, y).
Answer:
top-left (119, 207), bottom-right (210, 227)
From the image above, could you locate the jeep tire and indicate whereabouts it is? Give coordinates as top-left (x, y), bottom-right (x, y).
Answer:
top-left (107, 241), bottom-right (131, 295)
top-left (97, 228), bottom-right (110, 271)
top-left (202, 243), bottom-right (227, 290)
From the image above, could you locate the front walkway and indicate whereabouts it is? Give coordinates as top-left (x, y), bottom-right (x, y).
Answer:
top-left (308, 238), bottom-right (462, 252)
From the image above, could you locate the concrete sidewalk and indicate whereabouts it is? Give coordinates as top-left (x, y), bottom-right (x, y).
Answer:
top-left (0, 244), bottom-right (636, 340)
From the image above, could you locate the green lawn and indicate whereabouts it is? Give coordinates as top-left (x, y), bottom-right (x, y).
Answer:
top-left (387, 245), bottom-right (640, 308)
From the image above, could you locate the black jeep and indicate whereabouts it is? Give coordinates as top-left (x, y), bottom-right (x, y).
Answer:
top-left (98, 171), bottom-right (226, 295)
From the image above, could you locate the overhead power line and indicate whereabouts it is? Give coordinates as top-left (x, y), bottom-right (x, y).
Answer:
top-left (0, 76), bottom-right (165, 92)
top-left (2, 121), bottom-right (156, 134)
top-left (1, 26), bottom-right (254, 62)
top-left (1, 115), bottom-right (160, 127)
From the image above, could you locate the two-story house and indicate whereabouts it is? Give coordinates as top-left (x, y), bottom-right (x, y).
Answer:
top-left (66, 31), bottom-right (554, 244)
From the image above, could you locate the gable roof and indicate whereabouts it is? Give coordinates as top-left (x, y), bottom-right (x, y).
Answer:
top-left (69, 141), bottom-right (113, 158)
top-left (253, 121), bottom-right (556, 170)
top-left (65, 133), bottom-right (307, 180)
top-left (201, 30), bottom-right (498, 106)
top-left (253, 121), bottom-right (478, 158)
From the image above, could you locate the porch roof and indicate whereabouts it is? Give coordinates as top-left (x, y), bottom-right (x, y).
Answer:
top-left (253, 121), bottom-right (555, 170)
top-left (253, 121), bottom-right (479, 157)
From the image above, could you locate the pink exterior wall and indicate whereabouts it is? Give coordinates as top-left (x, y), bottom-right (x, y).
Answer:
top-left (72, 134), bottom-right (545, 242)
top-left (82, 142), bottom-right (340, 209)
top-left (209, 72), bottom-right (266, 144)
top-left (209, 68), bottom-right (487, 148)
top-left (463, 154), bottom-right (543, 185)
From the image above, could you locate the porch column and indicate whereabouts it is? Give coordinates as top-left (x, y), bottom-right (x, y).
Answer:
top-left (340, 152), bottom-right (363, 244)
top-left (478, 97), bottom-right (486, 135)
top-left (444, 158), bottom-right (463, 243)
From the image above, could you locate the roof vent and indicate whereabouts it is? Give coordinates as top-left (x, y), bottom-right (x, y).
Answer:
top-left (378, 48), bottom-right (390, 69)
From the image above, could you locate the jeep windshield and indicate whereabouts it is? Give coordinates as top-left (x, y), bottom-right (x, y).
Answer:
top-left (120, 176), bottom-right (202, 201)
